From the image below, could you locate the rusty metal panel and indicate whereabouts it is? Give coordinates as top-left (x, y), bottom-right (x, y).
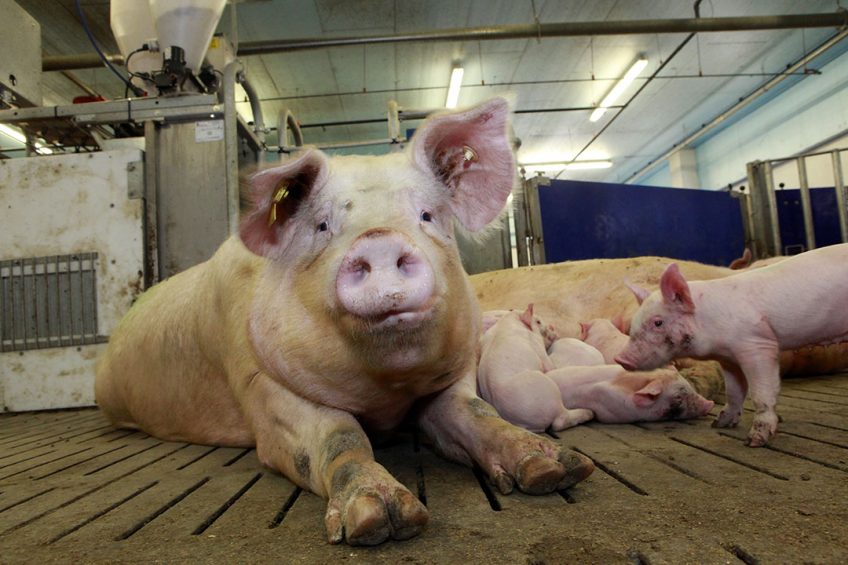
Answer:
top-left (0, 150), bottom-right (144, 411)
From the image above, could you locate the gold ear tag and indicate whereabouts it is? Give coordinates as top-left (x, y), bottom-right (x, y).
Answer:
top-left (462, 145), bottom-right (478, 162)
top-left (267, 183), bottom-right (289, 227)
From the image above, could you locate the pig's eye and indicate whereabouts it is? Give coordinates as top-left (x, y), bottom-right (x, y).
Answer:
top-left (654, 319), bottom-right (664, 328)
top-left (317, 221), bottom-right (329, 232)
top-left (421, 211), bottom-right (433, 222)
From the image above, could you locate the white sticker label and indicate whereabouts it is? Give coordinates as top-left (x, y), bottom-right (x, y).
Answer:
top-left (195, 120), bottom-right (224, 142)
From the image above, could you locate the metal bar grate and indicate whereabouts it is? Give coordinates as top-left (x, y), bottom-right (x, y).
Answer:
top-left (0, 252), bottom-right (106, 352)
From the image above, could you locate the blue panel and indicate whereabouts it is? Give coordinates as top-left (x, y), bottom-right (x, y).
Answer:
top-left (538, 180), bottom-right (745, 266)
top-left (776, 187), bottom-right (843, 255)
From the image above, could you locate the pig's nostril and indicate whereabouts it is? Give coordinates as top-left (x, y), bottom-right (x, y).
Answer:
top-left (352, 259), bottom-right (371, 274)
top-left (397, 256), bottom-right (406, 269)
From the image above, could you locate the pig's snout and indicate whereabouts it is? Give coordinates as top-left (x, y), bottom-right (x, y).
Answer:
top-left (336, 229), bottom-right (435, 325)
top-left (615, 355), bottom-right (638, 371)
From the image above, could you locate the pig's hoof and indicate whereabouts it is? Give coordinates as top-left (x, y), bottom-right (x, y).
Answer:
top-left (515, 450), bottom-right (594, 494)
top-left (712, 410), bottom-right (740, 428)
top-left (745, 420), bottom-right (776, 448)
top-left (325, 464), bottom-right (428, 546)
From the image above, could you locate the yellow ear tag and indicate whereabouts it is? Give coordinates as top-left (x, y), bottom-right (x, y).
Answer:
top-left (267, 183), bottom-right (289, 227)
top-left (462, 145), bottom-right (478, 162)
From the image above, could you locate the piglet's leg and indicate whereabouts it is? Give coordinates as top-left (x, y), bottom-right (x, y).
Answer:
top-left (712, 363), bottom-right (747, 429)
top-left (417, 372), bottom-right (594, 495)
top-left (240, 372), bottom-right (427, 546)
top-left (736, 354), bottom-right (781, 447)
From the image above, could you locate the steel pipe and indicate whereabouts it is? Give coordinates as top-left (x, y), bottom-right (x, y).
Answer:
top-left (237, 14), bottom-right (848, 55)
top-left (43, 54), bottom-right (124, 72)
top-left (43, 13), bottom-right (848, 71)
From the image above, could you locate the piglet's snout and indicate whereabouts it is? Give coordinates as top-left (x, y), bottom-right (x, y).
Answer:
top-left (336, 229), bottom-right (435, 319)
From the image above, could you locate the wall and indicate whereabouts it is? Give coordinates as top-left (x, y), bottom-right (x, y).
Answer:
top-left (636, 45), bottom-right (848, 191)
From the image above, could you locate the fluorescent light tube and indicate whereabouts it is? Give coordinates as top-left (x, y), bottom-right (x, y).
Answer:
top-left (445, 67), bottom-right (464, 109)
top-left (0, 123), bottom-right (27, 144)
top-left (521, 160), bottom-right (613, 175)
top-left (590, 57), bottom-right (648, 122)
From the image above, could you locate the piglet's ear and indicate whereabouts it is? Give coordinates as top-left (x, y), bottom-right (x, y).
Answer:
top-left (239, 149), bottom-right (329, 258)
top-left (633, 380), bottom-right (664, 407)
top-left (411, 97), bottom-right (516, 231)
top-left (518, 303), bottom-right (535, 330)
top-left (625, 281), bottom-right (651, 305)
top-left (659, 263), bottom-right (695, 312)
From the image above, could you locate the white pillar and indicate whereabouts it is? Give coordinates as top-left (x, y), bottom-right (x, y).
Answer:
top-left (668, 148), bottom-right (700, 188)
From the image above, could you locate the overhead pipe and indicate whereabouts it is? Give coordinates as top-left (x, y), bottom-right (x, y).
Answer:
top-left (236, 13), bottom-right (847, 54)
top-left (43, 13), bottom-right (848, 71)
top-left (625, 27), bottom-right (848, 183)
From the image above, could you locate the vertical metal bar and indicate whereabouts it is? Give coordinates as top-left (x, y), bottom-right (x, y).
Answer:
top-left (33, 256), bottom-right (42, 349)
top-left (90, 254), bottom-right (100, 343)
top-left (832, 150), bottom-right (848, 243)
top-left (67, 255), bottom-right (75, 344)
top-left (223, 61), bottom-right (242, 236)
top-left (55, 254), bottom-right (64, 348)
top-left (46, 255), bottom-right (55, 348)
top-left (18, 259), bottom-right (28, 350)
top-left (77, 255), bottom-right (86, 345)
top-left (144, 120), bottom-right (160, 286)
top-left (0, 260), bottom-right (7, 353)
top-left (763, 161), bottom-right (782, 256)
top-left (796, 156), bottom-right (816, 251)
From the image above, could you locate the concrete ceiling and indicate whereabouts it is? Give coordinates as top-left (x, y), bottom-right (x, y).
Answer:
top-left (14, 0), bottom-right (848, 185)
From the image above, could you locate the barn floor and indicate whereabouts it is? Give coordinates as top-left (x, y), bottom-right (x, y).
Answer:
top-left (1, 375), bottom-right (847, 564)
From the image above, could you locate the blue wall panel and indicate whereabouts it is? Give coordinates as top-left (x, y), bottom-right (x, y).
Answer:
top-left (538, 180), bottom-right (745, 266)
top-left (776, 187), bottom-right (843, 254)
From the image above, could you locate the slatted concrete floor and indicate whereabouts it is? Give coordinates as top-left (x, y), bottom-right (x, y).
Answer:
top-left (1, 375), bottom-right (847, 564)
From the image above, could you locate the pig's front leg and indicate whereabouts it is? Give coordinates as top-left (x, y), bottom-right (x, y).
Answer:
top-left (241, 372), bottom-right (427, 545)
top-left (736, 353), bottom-right (781, 447)
top-left (418, 372), bottom-right (594, 495)
top-left (712, 362), bottom-right (748, 429)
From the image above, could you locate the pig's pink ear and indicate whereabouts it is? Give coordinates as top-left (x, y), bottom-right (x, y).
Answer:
top-left (611, 314), bottom-right (629, 334)
top-left (518, 304), bottom-right (534, 329)
top-left (659, 263), bottom-right (695, 312)
top-left (633, 380), bottom-right (664, 407)
top-left (625, 281), bottom-right (651, 305)
top-left (579, 322), bottom-right (590, 340)
top-left (239, 149), bottom-right (329, 257)
top-left (411, 97), bottom-right (515, 231)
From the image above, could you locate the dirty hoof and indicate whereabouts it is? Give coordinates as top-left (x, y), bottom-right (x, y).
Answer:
top-left (514, 449), bottom-right (594, 495)
top-left (745, 419), bottom-right (776, 448)
top-left (325, 462), bottom-right (428, 546)
top-left (712, 408), bottom-right (740, 428)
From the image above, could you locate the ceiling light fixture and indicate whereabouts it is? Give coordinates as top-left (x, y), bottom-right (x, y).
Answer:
top-left (0, 123), bottom-right (54, 154)
top-left (0, 123), bottom-right (27, 144)
top-left (589, 57), bottom-right (648, 122)
top-left (520, 160), bottom-right (613, 175)
top-left (445, 66), bottom-right (464, 109)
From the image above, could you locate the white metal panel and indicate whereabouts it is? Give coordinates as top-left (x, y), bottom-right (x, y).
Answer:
top-left (0, 149), bottom-right (144, 412)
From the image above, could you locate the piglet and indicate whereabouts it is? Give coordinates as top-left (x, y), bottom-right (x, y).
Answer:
top-left (545, 365), bottom-right (714, 424)
top-left (478, 305), bottom-right (594, 432)
top-left (580, 318), bottom-right (630, 364)
top-left (615, 244), bottom-right (848, 446)
top-left (548, 338), bottom-right (605, 367)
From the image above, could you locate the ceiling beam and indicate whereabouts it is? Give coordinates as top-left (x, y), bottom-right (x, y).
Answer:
top-left (43, 12), bottom-right (848, 71)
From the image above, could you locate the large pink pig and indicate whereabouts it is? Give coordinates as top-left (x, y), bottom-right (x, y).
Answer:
top-left (546, 365), bottom-right (714, 424)
top-left (616, 244), bottom-right (848, 446)
top-left (478, 306), bottom-right (594, 432)
top-left (95, 99), bottom-right (594, 546)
